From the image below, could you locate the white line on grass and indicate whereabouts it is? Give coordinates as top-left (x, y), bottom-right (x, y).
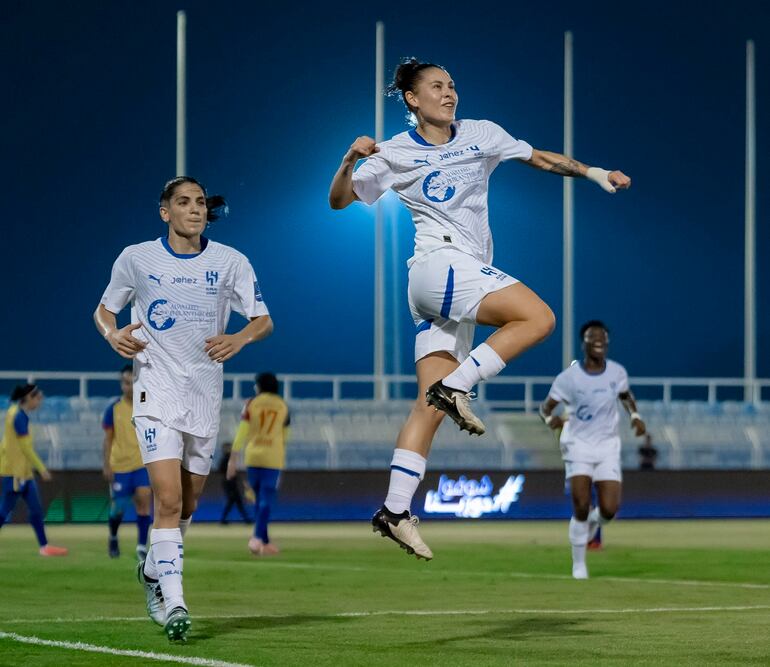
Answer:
top-left (4, 604), bottom-right (770, 626)
top-left (0, 631), bottom-right (254, 667)
top-left (197, 558), bottom-right (770, 590)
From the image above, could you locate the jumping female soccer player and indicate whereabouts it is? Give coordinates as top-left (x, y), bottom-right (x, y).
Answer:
top-left (540, 320), bottom-right (645, 579)
top-left (329, 58), bottom-right (631, 559)
top-left (0, 384), bottom-right (67, 556)
top-left (95, 177), bottom-right (273, 641)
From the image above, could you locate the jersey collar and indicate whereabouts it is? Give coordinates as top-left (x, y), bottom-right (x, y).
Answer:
top-left (408, 123), bottom-right (457, 147)
top-left (161, 235), bottom-right (209, 259)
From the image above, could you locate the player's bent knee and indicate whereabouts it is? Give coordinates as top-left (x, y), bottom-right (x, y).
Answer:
top-left (573, 505), bottom-right (590, 521)
top-left (533, 306), bottom-right (556, 342)
top-left (155, 492), bottom-right (182, 518)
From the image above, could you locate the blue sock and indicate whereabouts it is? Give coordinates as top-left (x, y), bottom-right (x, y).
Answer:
top-left (137, 514), bottom-right (151, 546)
top-left (29, 512), bottom-right (47, 547)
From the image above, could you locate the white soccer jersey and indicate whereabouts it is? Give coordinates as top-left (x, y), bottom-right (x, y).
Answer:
top-left (352, 119), bottom-right (533, 266)
top-left (101, 237), bottom-right (269, 438)
top-left (548, 360), bottom-right (630, 463)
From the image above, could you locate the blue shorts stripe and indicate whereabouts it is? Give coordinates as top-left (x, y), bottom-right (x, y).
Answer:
top-left (440, 266), bottom-right (455, 319)
top-left (391, 464), bottom-right (421, 478)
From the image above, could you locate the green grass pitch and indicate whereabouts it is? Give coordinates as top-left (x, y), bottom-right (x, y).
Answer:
top-left (1, 520), bottom-right (769, 666)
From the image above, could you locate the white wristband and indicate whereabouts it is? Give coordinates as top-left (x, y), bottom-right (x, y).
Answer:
top-left (586, 166), bottom-right (616, 193)
top-left (630, 412), bottom-right (642, 423)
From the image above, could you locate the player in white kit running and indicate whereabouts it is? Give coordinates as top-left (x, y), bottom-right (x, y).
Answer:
top-left (541, 320), bottom-right (646, 579)
top-left (329, 58), bottom-right (632, 560)
top-left (94, 177), bottom-right (273, 640)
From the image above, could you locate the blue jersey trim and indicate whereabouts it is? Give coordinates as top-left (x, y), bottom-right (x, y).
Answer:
top-left (440, 266), bottom-right (455, 319)
top-left (415, 319), bottom-right (433, 334)
top-left (160, 235), bottom-right (209, 259)
top-left (102, 399), bottom-right (119, 430)
top-left (579, 361), bottom-right (608, 376)
top-left (408, 123), bottom-right (457, 147)
top-left (13, 408), bottom-right (29, 436)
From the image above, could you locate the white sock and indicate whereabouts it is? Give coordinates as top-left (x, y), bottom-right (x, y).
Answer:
top-left (443, 342), bottom-right (506, 393)
top-left (569, 516), bottom-right (589, 567)
top-left (384, 449), bottom-right (426, 515)
top-left (179, 517), bottom-right (192, 538)
top-left (143, 532), bottom-right (158, 579)
top-left (588, 506), bottom-right (611, 525)
top-left (152, 528), bottom-right (186, 614)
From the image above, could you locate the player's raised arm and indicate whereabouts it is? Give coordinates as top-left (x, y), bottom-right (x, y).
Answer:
top-left (93, 304), bottom-right (147, 359)
top-left (525, 148), bottom-right (631, 193)
top-left (328, 136), bottom-right (379, 209)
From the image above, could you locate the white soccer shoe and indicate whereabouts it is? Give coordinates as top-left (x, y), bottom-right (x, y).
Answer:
top-left (572, 563), bottom-right (589, 580)
top-left (372, 507), bottom-right (433, 560)
top-left (137, 560), bottom-right (166, 625)
top-left (587, 512), bottom-right (600, 544)
top-left (425, 381), bottom-right (486, 435)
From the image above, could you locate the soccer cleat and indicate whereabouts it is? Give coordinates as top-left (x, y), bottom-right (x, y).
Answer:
top-left (137, 560), bottom-right (166, 625)
top-left (572, 563), bottom-right (589, 580)
top-left (136, 544), bottom-right (148, 561)
top-left (247, 536), bottom-right (264, 555)
top-left (259, 542), bottom-right (280, 556)
top-left (587, 540), bottom-right (603, 551)
top-left (109, 537), bottom-right (120, 558)
top-left (425, 381), bottom-right (486, 435)
top-left (372, 506), bottom-right (433, 561)
top-left (587, 510), bottom-right (600, 543)
top-left (39, 544), bottom-right (68, 556)
top-left (164, 606), bottom-right (191, 642)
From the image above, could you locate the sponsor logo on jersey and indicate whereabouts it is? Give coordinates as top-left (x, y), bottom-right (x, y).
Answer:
top-left (206, 271), bottom-right (219, 286)
top-left (148, 274), bottom-right (163, 286)
top-left (422, 170), bottom-right (456, 202)
top-left (172, 276), bottom-right (198, 285)
top-left (147, 299), bottom-right (176, 331)
top-left (254, 280), bottom-right (263, 303)
top-left (576, 405), bottom-right (593, 421)
top-left (414, 156), bottom-right (430, 166)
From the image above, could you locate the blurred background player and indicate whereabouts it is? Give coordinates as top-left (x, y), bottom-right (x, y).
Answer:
top-left (227, 372), bottom-right (289, 556)
top-left (329, 58), bottom-right (630, 560)
top-left (95, 177), bottom-right (273, 641)
top-left (540, 321), bottom-right (645, 579)
top-left (0, 384), bottom-right (67, 556)
top-left (217, 441), bottom-right (251, 524)
top-left (638, 433), bottom-right (658, 470)
top-left (102, 364), bottom-right (152, 559)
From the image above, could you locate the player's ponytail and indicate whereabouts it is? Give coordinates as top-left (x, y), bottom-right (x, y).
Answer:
top-left (159, 177), bottom-right (228, 223)
top-left (387, 57), bottom-right (446, 120)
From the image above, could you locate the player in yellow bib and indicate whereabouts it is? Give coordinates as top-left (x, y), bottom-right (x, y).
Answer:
top-left (227, 373), bottom-right (289, 556)
top-left (0, 384), bottom-right (67, 556)
top-left (103, 365), bottom-right (152, 559)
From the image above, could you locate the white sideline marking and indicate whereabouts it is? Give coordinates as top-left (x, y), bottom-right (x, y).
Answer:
top-left (4, 604), bottom-right (769, 625)
top-left (198, 558), bottom-right (770, 590)
top-left (0, 631), bottom-right (254, 667)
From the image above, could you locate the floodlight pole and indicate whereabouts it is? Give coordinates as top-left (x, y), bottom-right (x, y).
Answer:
top-left (562, 31), bottom-right (575, 368)
top-left (374, 21), bottom-right (385, 398)
top-left (744, 40), bottom-right (756, 402)
top-left (176, 10), bottom-right (187, 176)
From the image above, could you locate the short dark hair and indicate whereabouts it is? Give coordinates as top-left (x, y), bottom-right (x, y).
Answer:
top-left (579, 320), bottom-right (609, 339)
top-left (256, 372), bottom-right (279, 394)
top-left (387, 57), bottom-right (447, 116)
top-left (159, 176), bottom-right (228, 222)
top-left (11, 384), bottom-right (38, 401)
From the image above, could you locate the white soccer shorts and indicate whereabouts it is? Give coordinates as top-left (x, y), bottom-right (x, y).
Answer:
top-left (133, 416), bottom-right (217, 476)
top-left (408, 246), bottom-right (518, 363)
top-left (564, 458), bottom-right (623, 483)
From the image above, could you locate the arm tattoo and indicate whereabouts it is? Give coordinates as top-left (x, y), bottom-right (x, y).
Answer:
top-left (548, 159), bottom-right (583, 177)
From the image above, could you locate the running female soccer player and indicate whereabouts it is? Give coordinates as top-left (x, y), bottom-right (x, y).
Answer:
top-left (0, 384), bottom-right (67, 556)
top-left (540, 320), bottom-right (645, 579)
top-left (95, 177), bottom-right (273, 641)
top-left (102, 364), bottom-right (152, 560)
top-left (329, 58), bottom-right (631, 560)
